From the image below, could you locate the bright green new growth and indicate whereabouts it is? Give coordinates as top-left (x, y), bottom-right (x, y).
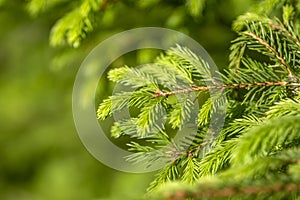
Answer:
top-left (26, 0), bottom-right (105, 47)
top-left (25, 0), bottom-right (209, 48)
top-left (98, 46), bottom-right (212, 140)
top-left (50, 0), bottom-right (103, 48)
top-left (97, 1), bottom-right (300, 199)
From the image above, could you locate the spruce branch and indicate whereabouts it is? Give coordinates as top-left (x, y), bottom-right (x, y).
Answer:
top-left (97, 3), bottom-right (300, 197)
top-left (154, 148), bottom-right (300, 199)
top-left (232, 115), bottom-right (300, 166)
top-left (162, 182), bottom-right (300, 200)
top-left (268, 21), bottom-right (300, 49)
top-left (153, 81), bottom-right (291, 98)
top-left (245, 31), bottom-right (292, 76)
top-left (50, 0), bottom-right (106, 47)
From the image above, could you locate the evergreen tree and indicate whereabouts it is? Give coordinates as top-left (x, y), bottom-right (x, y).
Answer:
top-left (97, 0), bottom-right (300, 199)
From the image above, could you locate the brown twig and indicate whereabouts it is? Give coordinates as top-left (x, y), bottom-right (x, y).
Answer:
top-left (246, 31), bottom-right (292, 76)
top-left (153, 81), bottom-right (289, 98)
top-left (269, 21), bottom-right (300, 49)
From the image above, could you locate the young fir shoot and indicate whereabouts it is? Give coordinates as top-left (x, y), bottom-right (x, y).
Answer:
top-left (97, 1), bottom-right (300, 199)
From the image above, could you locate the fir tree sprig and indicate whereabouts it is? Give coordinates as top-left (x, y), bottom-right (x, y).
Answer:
top-left (50, 0), bottom-right (104, 47)
top-left (96, 1), bottom-right (300, 198)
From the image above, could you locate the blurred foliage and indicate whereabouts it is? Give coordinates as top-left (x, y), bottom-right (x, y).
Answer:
top-left (0, 0), bottom-right (265, 199)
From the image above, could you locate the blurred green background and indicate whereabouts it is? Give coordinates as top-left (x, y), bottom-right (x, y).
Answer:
top-left (0, 0), bottom-right (255, 199)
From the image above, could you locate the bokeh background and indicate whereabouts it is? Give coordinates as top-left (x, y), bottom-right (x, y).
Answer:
top-left (0, 0), bottom-right (255, 199)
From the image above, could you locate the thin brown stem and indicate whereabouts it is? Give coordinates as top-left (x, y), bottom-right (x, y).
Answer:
top-left (269, 21), bottom-right (300, 49)
top-left (246, 32), bottom-right (292, 76)
top-left (153, 81), bottom-right (288, 98)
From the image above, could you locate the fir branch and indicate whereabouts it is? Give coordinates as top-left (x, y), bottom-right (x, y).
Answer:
top-left (266, 97), bottom-right (300, 118)
top-left (111, 119), bottom-right (138, 138)
top-left (96, 6), bottom-right (300, 194)
top-left (197, 95), bottom-right (212, 126)
top-left (268, 21), bottom-right (300, 49)
top-left (154, 148), bottom-right (300, 199)
top-left (230, 9), bottom-right (300, 81)
top-left (147, 162), bottom-right (179, 192)
top-left (245, 31), bottom-right (292, 76)
top-left (153, 81), bottom-right (290, 98)
top-left (156, 45), bottom-right (213, 85)
top-left (229, 41), bottom-right (246, 73)
top-left (163, 182), bottom-right (300, 200)
top-left (198, 139), bottom-right (236, 177)
top-left (50, 0), bottom-right (104, 47)
top-left (135, 99), bottom-right (166, 137)
top-left (168, 94), bottom-right (195, 129)
top-left (222, 114), bottom-right (262, 138)
top-left (232, 115), bottom-right (300, 166)
top-left (222, 149), bottom-right (300, 181)
top-left (97, 92), bottom-right (131, 120)
top-left (181, 156), bottom-right (200, 184)
top-left (110, 64), bottom-right (192, 91)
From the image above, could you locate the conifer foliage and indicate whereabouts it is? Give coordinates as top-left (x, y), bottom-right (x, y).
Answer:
top-left (97, 1), bottom-right (300, 199)
top-left (25, 0), bottom-right (208, 48)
